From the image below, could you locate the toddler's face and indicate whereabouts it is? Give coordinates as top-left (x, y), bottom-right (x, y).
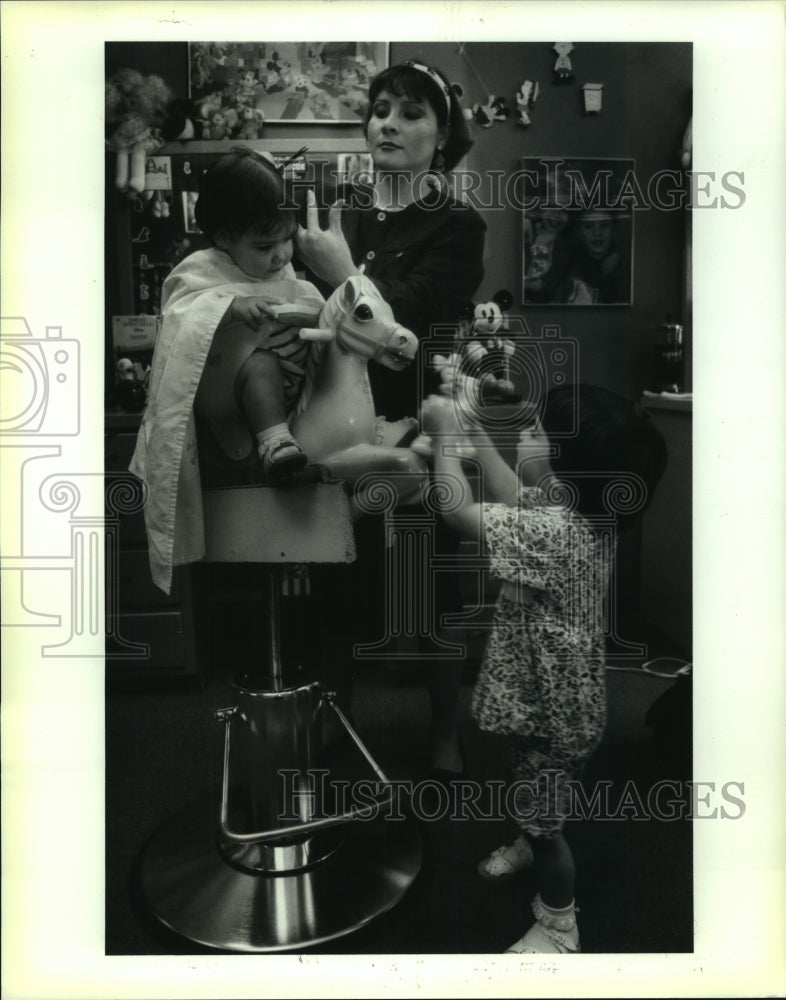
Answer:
top-left (218, 223), bottom-right (294, 280)
top-left (516, 419), bottom-right (551, 467)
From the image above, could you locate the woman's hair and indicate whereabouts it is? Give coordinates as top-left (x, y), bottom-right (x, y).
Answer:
top-left (194, 146), bottom-right (297, 243)
top-left (541, 384), bottom-right (668, 529)
top-left (363, 62), bottom-right (474, 172)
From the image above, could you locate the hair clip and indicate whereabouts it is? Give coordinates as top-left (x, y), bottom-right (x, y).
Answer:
top-left (277, 146), bottom-right (308, 172)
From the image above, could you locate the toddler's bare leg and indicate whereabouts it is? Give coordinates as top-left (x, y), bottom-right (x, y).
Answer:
top-left (233, 347), bottom-right (286, 435)
top-left (527, 830), bottom-right (575, 908)
top-left (234, 348), bottom-right (306, 476)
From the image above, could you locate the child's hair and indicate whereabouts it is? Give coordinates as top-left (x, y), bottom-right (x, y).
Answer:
top-left (194, 146), bottom-right (298, 244)
top-left (363, 62), bottom-right (473, 172)
top-left (541, 384), bottom-right (667, 529)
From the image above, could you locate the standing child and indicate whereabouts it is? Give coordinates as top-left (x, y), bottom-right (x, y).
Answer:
top-left (420, 384), bottom-right (666, 953)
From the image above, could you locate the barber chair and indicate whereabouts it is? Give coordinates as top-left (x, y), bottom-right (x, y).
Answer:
top-left (139, 479), bottom-right (422, 952)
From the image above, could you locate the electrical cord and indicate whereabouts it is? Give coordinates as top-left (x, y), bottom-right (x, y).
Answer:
top-left (606, 657), bottom-right (692, 680)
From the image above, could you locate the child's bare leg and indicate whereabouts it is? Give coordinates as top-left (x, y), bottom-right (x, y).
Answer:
top-left (234, 348), bottom-right (306, 474)
top-left (527, 830), bottom-right (575, 908)
top-left (506, 830), bottom-right (580, 953)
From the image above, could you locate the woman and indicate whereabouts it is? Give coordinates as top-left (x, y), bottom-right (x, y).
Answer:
top-left (297, 60), bottom-right (486, 777)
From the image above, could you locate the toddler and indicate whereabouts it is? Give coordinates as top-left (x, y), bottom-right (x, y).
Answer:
top-left (130, 148), bottom-right (327, 594)
top-left (421, 384), bottom-right (666, 953)
top-left (171, 146), bottom-right (311, 477)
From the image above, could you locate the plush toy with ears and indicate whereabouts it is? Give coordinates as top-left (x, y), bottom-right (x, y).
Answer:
top-left (106, 69), bottom-right (172, 194)
top-left (237, 106), bottom-right (265, 140)
top-left (430, 289), bottom-right (519, 407)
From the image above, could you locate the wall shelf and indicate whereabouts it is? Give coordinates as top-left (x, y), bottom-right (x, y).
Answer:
top-left (159, 138), bottom-right (369, 156)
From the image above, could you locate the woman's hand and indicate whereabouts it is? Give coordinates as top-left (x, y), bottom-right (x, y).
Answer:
top-left (296, 189), bottom-right (360, 288)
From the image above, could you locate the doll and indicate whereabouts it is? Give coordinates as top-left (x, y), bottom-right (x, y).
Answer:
top-left (106, 69), bottom-right (171, 194)
top-left (515, 80), bottom-right (539, 127)
top-left (552, 42), bottom-right (575, 83)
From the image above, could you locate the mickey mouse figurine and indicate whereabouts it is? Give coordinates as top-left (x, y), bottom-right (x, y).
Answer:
top-left (433, 290), bottom-right (518, 401)
top-left (411, 291), bottom-right (518, 458)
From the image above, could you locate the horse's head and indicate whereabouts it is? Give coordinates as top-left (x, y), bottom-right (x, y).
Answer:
top-left (323, 275), bottom-right (419, 371)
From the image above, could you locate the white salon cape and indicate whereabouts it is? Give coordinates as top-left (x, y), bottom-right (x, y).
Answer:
top-left (129, 248), bottom-right (324, 594)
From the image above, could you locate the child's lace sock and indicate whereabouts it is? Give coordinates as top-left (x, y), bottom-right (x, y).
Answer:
top-left (506, 894), bottom-right (580, 954)
top-left (256, 423), bottom-right (307, 477)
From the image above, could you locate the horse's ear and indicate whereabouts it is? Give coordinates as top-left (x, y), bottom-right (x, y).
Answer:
top-left (340, 276), bottom-right (359, 309)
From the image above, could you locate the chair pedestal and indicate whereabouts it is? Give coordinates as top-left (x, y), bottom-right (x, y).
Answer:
top-left (140, 483), bottom-right (422, 952)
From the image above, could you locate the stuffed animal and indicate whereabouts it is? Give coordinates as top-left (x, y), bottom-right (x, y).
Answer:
top-left (431, 290), bottom-right (518, 402)
top-left (472, 94), bottom-right (510, 128)
top-left (515, 80), bottom-right (539, 127)
top-left (206, 110), bottom-right (230, 141)
top-left (114, 357), bottom-right (149, 412)
top-left (306, 47), bottom-right (328, 85)
top-left (409, 293), bottom-right (518, 459)
top-left (106, 69), bottom-right (172, 193)
top-left (237, 106), bottom-right (265, 139)
top-left (235, 70), bottom-right (259, 107)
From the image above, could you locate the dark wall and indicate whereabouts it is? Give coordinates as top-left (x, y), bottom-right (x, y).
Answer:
top-left (400, 42), bottom-right (692, 397)
top-left (106, 40), bottom-right (692, 399)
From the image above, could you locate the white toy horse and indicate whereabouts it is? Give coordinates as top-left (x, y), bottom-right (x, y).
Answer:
top-left (196, 273), bottom-right (428, 506)
top-left (290, 275), bottom-right (428, 507)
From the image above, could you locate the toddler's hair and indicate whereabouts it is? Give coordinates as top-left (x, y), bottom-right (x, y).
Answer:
top-left (194, 146), bottom-right (297, 243)
top-left (541, 384), bottom-right (667, 529)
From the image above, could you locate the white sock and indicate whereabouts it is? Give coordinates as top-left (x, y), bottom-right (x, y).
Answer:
top-left (256, 422), bottom-right (292, 454)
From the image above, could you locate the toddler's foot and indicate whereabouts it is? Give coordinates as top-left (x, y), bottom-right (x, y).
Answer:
top-left (506, 894), bottom-right (580, 954)
top-left (477, 834), bottom-right (533, 881)
top-left (259, 434), bottom-right (307, 479)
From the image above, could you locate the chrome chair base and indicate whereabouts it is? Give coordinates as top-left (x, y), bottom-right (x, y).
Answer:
top-left (141, 795), bottom-right (422, 953)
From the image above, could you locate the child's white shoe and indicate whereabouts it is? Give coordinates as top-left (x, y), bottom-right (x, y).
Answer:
top-left (477, 835), bottom-right (533, 881)
top-left (260, 434), bottom-right (307, 478)
top-left (506, 894), bottom-right (580, 954)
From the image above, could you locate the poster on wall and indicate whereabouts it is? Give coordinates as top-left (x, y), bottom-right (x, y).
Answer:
top-left (188, 41), bottom-right (389, 124)
top-left (521, 157), bottom-right (635, 306)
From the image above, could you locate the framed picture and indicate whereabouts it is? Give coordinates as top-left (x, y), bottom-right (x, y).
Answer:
top-left (336, 152), bottom-right (374, 185)
top-left (521, 157), bottom-right (635, 305)
top-left (189, 42), bottom-right (389, 124)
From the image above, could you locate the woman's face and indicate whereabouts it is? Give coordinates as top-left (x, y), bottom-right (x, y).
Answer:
top-left (366, 88), bottom-right (446, 175)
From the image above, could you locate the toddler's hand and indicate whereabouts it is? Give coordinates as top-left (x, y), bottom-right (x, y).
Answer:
top-left (230, 296), bottom-right (283, 330)
top-left (420, 394), bottom-right (461, 438)
top-left (416, 395), bottom-right (477, 459)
